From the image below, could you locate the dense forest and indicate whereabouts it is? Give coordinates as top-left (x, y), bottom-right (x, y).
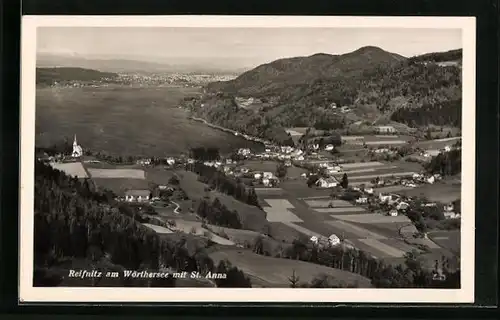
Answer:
top-left (33, 160), bottom-right (251, 287)
top-left (188, 162), bottom-right (260, 208)
top-left (408, 49), bottom-right (463, 63)
top-left (189, 47), bottom-right (461, 142)
top-left (36, 67), bottom-right (118, 87)
top-left (425, 148), bottom-right (461, 176)
top-left (390, 99), bottom-right (462, 128)
top-left (197, 198), bottom-right (243, 229)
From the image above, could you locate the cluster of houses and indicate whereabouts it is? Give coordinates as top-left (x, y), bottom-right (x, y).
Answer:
top-left (344, 186), bottom-right (460, 220)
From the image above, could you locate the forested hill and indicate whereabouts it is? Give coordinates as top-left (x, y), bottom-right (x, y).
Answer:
top-left (33, 160), bottom-right (252, 287)
top-left (408, 49), bottom-right (462, 64)
top-left (187, 47), bottom-right (462, 144)
top-left (36, 67), bottom-right (118, 86)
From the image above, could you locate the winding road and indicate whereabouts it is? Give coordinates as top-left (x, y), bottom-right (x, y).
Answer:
top-left (170, 200), bottom-right (181, 214)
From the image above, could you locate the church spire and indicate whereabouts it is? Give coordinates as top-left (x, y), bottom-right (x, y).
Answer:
top-left (73, 134), bottom-right (77, 146)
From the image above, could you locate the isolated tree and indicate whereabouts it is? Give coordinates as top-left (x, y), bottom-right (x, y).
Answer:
top-left (276, 162), bottom-right (288, 178)
top-left (341, 173), bottom-right (349, 189)
top-left (288, 269), bottom-right (300, 288)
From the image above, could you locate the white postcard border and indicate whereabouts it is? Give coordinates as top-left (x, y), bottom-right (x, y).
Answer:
top-left (20, 15), bottom-right (476, 303)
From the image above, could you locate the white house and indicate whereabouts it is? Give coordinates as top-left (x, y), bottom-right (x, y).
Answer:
top-left (262, 178), bottom-right (270, 186)
top-left (444, 203), bottom-right (454, 212)
top-left (389, 209), bottom-right (399, 217)
top-left (356, 197), bottom-right (368, 204)
top-left (226, 159), bottom-right (233, 164)
top-left (379, 193), bottom-right (392, 203)
top-left (301, 173), bottom-right (307, 178)
top-left (263, 172), bottom-right (274, 179)
top-left (310, 236), bottom-right (319, 244)
top-left (284, 160), bottom-right (292, 167)
top-left (295, 155), bottom-right (305, 161)
top-left (376, 125), bottom-right (396, 134)
top-left (125, 190), bottom-right (151, 203)
top-left (316, 177), bottom-right (338, 188)
top-left (166, 157), bottom-right (175, 166)
top-left (240, 168), bottom-right (249, 174)
top-left (325, 144), bottom-right (334, 151)
top-left (187, 158), bottom-right (195, 164)
top-left (254, 173), bottom-right (262, 179)
top-left (396, 201), bottom-right (410, 210)
top-left (328, 234), bottom-right (341, 246)
top-left (444, 145), bottom-right (452, 152)
top-left (330, 102), bottom-right (337, 109)
top-left (427, 175), bottom-right (436, 184)
top-left (364, 188), bottom-right (374, 195)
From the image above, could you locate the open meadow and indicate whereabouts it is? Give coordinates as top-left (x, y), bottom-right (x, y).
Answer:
top-left (399, 183), bottom-right (461, 203)
top-left (209, 249), bottom-right (372, 288)
top-left (49, 162), bottom-right (88, 178)
top-left (36, 86), bottom-right (262, 156)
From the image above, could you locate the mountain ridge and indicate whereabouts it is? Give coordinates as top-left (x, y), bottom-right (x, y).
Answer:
top-left (186, 46), bottom-right (462, 145)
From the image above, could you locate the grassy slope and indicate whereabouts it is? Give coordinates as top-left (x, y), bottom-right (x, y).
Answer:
top-left (209, 249), bottom-right (373, 288)
top-left (175, 170), bottom-right (269, 232)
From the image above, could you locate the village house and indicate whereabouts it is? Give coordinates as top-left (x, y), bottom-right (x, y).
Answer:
top-left (376, 125), bottom-right (396, 134)
top-left (284, 160), bottom-right (292, 167)
top-left (294, 155), bottom-right (305, 161)
top-left (389, 209), bottom-right (399, 217)
top-left (203, 161), bottom-right (215, 167)
top-left (340, 106), bottom-right (351, 113)
top-left (329, 102), bottom-right (337, 109)
top-left (226, 159), bottom-right (233, 164)
top-left (316, 177), bottom-right (339, 188)
top-left (136, 158), bottom-right (151, 165)
top-left (425, 149), bottom-right (441, 157)
top-left (263, 172), bottom-right (274, 179)
top-left (355, 197), bottom-right (368, 204)
top-left (253, 173), bottom-right (262, 180)
top-left (328, 234), bottom-right (341, 246)
top-left (125, 190), bottom-right (152, 203)
top-left (427, 175), bottom-right (436, 184)
top-left (238, 148), bottom-right (251, 156)
top-left (240, 167), bottom-right (249, 174)
top-left (166, 157), bottom-right (175, 166)
top-left (324, 144), bottom-right (334, 151)
top-left (396, 201), bottom-right (410, 210)
top-left (364, 187), bottom-right (374, 195)
top-left (379, 193), bottom-right (399, 204)
top-left (187, 158), bottom-right (195, 164)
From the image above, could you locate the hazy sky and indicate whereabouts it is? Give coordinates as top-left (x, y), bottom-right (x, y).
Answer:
top-left (38, 27), bottom-right (462, 68)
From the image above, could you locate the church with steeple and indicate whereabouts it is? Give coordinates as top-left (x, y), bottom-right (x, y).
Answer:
top-left (71, 135), bottom-right (83, 158)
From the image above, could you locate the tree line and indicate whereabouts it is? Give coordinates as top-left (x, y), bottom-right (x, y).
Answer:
top-left (33, 160), bottom-right (251, 287)
top-left (188, 162), bottom-right (260, 208)
top-left (390, 99), bottom-right (462, 128)
top-left (254, 235), bottom-right (460, 288)
top-left (197, 198), bottom-right (243, 229)
top-left (425, 148), bottom-right (461, 176)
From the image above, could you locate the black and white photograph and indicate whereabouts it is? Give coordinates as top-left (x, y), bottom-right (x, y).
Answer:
top-left (20, 16), bottom-right (476, 303)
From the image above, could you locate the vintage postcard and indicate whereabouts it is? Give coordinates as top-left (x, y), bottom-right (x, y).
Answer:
top-left (20, 15), bottom-right (475, 303)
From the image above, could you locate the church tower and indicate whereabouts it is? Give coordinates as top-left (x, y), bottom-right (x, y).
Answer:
top-left (72, 134), bottom-right (83, 158)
